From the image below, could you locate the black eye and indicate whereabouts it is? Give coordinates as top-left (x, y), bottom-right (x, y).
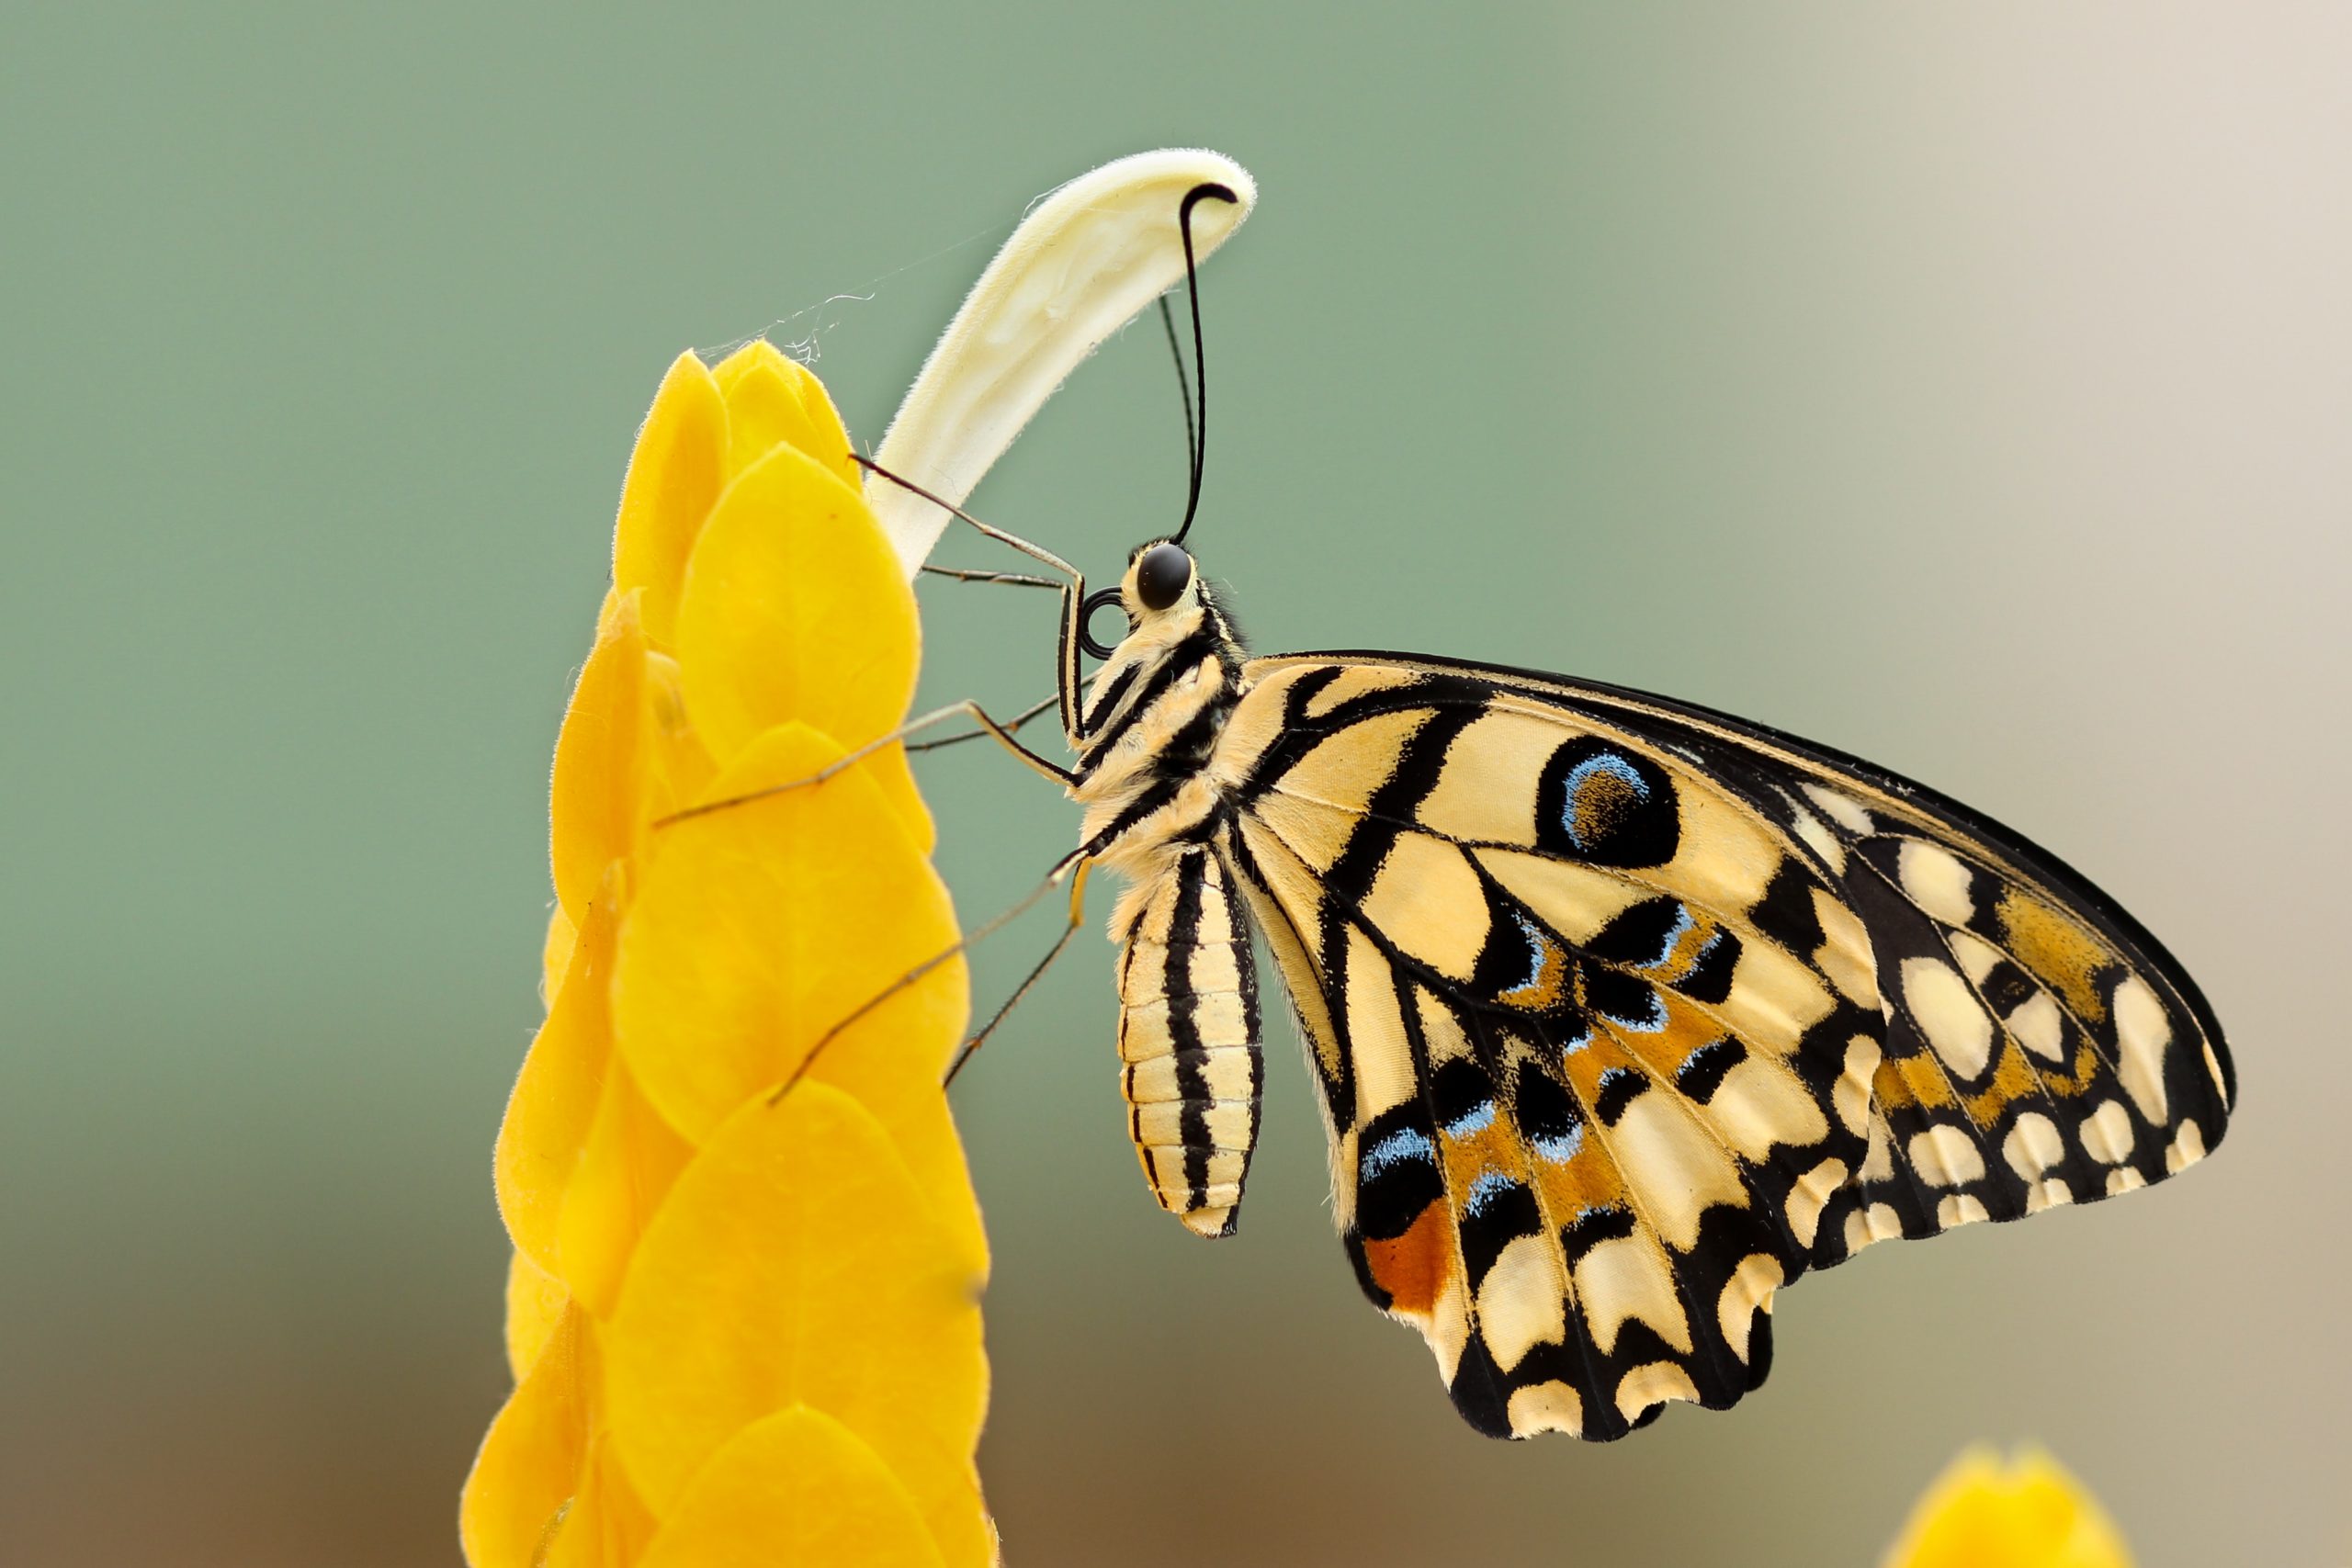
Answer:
top-left (1135, 542), bottom-right (1193, 611)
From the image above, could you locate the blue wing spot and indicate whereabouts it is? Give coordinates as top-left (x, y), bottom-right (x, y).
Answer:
top-left (1361, 1126), bottom-right (1438, 1182)
top-left (1532, 1120), bottom-right (1586, 1163)
top-left (1442, 1099), bottom-right (1497, 1139)
top-left (1463, 1170), bottom-right (1524, 1219)
top-left (1560, 753), bottom-right (1650, 852)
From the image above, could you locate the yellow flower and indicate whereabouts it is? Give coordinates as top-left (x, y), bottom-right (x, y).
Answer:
top-left (461, 341), bottom-right (990, 1567)
top-left (1883, 1447), bottom-right (2135, 1568)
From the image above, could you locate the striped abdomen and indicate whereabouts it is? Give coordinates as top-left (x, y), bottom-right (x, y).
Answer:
top-left (1116, 846), bottom-right (1263, 1237)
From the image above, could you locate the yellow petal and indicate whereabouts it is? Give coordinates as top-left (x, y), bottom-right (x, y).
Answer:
top-left (709, 342), bottom-right (853, 478)
top-left (549, 594), bottom-right (649, 924)
top-left (635, 1407), bottom-right (955, 1568)
top-left (538, 1433), bottom-right (658, 1568)
top-left (503, 1249), bottom-right (571, 1382)
top-left (604, 1084), bottom-right (988, 1567)
top-left (673, 442), bottom-right (919, 761)
top-left (541, 902), bottom-right (578, 1003)
top-left (613, 352), bottom-right (729, 650)
top-left (497, 894), bottom-right (619, 1279)
top-left (555, 1050), bottom-right (695, 1318)
top-left (1883, 1446), bottom-right (2134, 1568)
top-left (713, 363), bottom-right (850, 494)
top-left (612, 721), bottom-right (966, 1138)
top-left (459, 1304), bottom-right (596, 1568)
top-left (771, 354), bottom-right (858, 485)
top-left (640, 648), bottom-right (717, 825)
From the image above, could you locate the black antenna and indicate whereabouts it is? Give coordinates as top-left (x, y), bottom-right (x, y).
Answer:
top-left (1156, 294), bottom-right (1197, 508)
top-left (1169, 182), bottom-right (1238, 547)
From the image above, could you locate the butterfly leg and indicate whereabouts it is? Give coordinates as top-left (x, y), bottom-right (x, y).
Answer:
top-left (775, 843), bottom-right (1102, 1100)
top-left (944, 859), bottom-right (1093, 1085)
top-left (905, 692), bottom-right (1057, 755)
top-left (858, 455), bottom-right (1091, 739)
top-left (655, 697), bottom-right (1074, 831)
top-left (919, 564), bottom-right (1063, 591)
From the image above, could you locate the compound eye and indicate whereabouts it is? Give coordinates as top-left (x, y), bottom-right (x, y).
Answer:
top-left (1135, 542), bottom-right (1193, 611)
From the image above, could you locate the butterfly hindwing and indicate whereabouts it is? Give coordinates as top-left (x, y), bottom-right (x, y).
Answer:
top-left (1209, 653), bottom-right (2233, 1438)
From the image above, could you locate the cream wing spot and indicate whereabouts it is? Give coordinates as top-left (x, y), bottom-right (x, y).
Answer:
top-left (1937, 1193), bottom-right (1992, 1227)
top-left (1506, 1381), bottom-right (1583, 1438)
top-left (1907, 1124), bottom-right (1985, 1188)
top-left (1947, 930), bottom-right (2002, 985)
top-left (2082, 1100), bottom-right (2135, 1165)
top-left (1362, 832), bottom-right (1490, 980)
top-left (1717, 1255), bottom-right (1783, 1364)
top-left (2025, 1178), bottom-right (2074, 1214)
top-left (1903, 957), bottom-right (1995, 1080)
top-left (1427, 1269), bottom-right (1473, 1380)
top-left (1835, 1037), bottom-right (1880, 1134)
top-left (1802, 783), bottom-right (1874, 835)
top-left (1897, 840), bottom-right (1978, 926)
top-left (2202, 1043), bottom-right (2230, 1100)
top-left (1413, 710), bottom-right (1558, 846)
top-left (1574, 1235), bottom-right (1692, 1357)
top-left (2007, 990), bottom-right (2066, 1062)
top-left (1277, 706), bottom-right (1426, 816)
top-left (2113, 975), bottom-right (2174, 1125)
top-left (2166, 1120), bottom-right (2207, 1174)
top-left (1606, 1092), bottom-right (1747, 1252)
top-left (2002, 1112), bottom-right (2065, 1180)
top-left (1473, 847), bottom-right (1652, 948)
top-left (1785, 1158), bottom-right (1846, 1251)
top-left (1860, 1114), bottom-right (1895, 1182)
top-left (1614, 1361), bottom-right (1701, 1424)
top-left (2004, 1114), bottom-right (2060, 1175)
top-left (1476, 1235), bottom-right (1568, 1371)
top-left (1344, 928), bottom-right (1418, 1122)
top-left (1790, 804), bottom-right (1847, 875)
top-left (1845, 1201), bottom-right (1904, 1254)
top-left (1813, 893), bottom-right (1879, 1009)
top-left (2106, 1167), bottom-right (2147, 1196)
top-left (1703, 1057), bottom-right (1830, 1163)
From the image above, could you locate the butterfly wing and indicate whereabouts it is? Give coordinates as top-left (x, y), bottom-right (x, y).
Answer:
top-left (1206, 653), bottom-right (2232, 1440)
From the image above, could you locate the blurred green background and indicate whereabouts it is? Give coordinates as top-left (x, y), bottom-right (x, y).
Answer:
top-left (5, 5), bottom-right (2346, 1564)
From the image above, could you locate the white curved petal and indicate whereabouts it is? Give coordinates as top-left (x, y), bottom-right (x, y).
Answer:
top-left (867, 147), bottom-right (1257, 574)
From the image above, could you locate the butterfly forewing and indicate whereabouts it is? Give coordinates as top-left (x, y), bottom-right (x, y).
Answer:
top-left (1207, 653), bottom-right (2233, 1438)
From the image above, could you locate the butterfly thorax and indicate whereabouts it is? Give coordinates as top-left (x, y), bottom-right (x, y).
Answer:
top-left (1068, 579), bottom-right (1250, 908)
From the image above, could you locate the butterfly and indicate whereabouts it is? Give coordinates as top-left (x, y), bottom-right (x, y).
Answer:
top-left (874, 182), bottom-right (2234, 1441)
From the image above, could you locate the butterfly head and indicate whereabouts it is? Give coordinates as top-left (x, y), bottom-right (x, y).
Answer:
top-left (1079, 536), bottom-right (1223, 662)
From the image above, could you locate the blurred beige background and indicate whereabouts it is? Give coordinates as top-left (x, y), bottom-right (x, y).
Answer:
top-left (4, 5), bottom-right (2346, 1564)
